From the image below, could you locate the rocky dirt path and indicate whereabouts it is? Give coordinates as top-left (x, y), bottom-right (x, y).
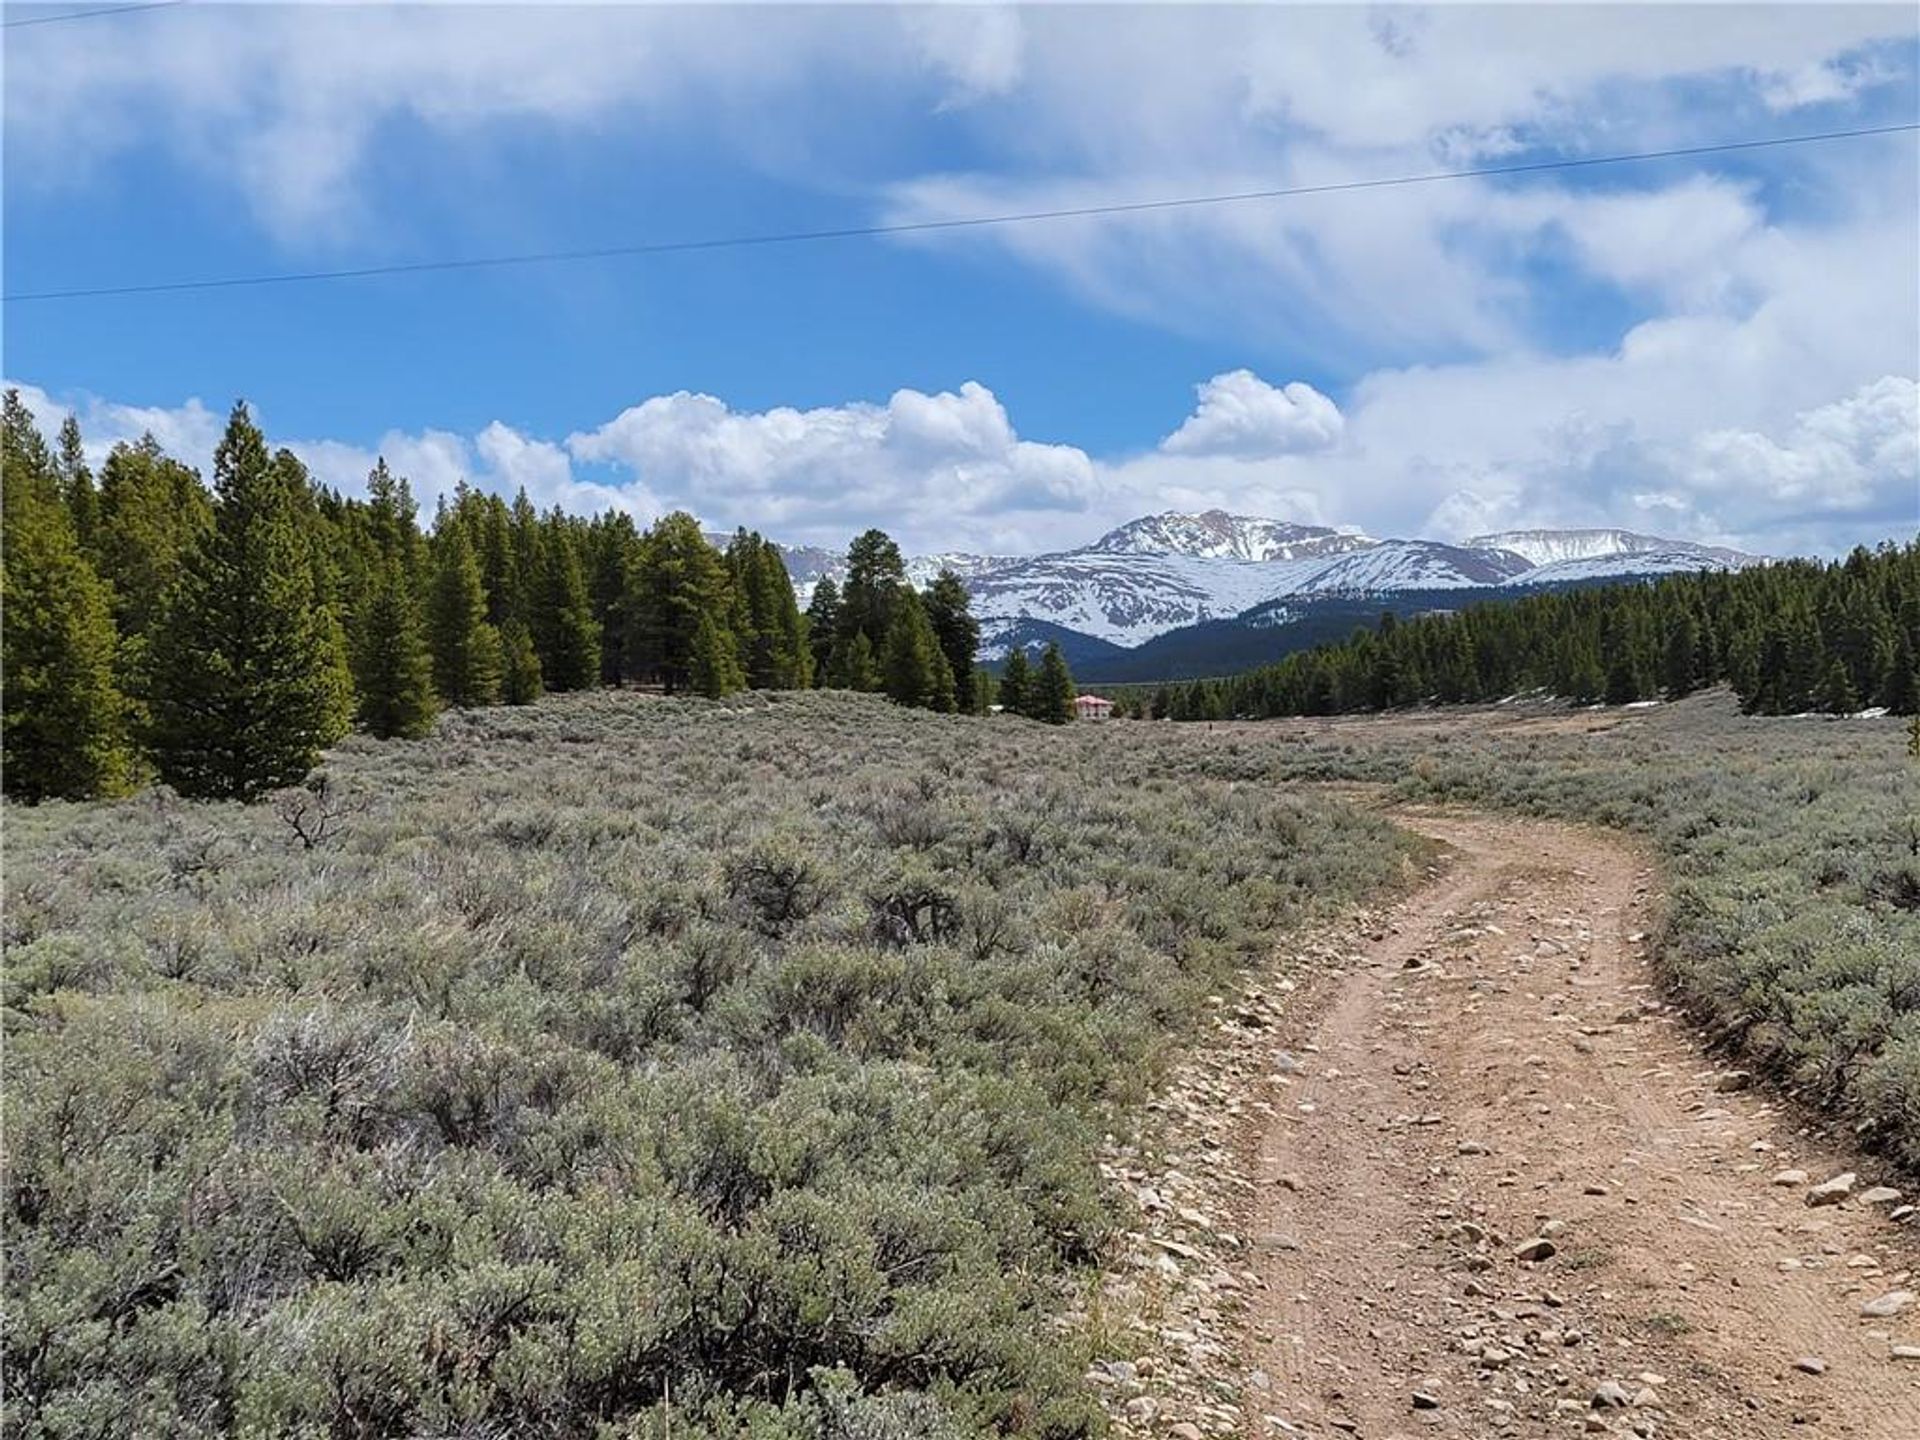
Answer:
top-left (1090, 807), bottom-right (1920, 1440)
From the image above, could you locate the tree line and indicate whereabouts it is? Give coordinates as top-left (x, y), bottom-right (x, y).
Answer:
top-left (1122, 540), bottom-right (1920, 722)
top-left (0, 393), bottom-right (1047, 805)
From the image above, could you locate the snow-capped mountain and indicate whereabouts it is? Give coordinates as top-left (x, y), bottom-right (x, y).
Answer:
top-left (1085, 511), bottom-right (1374, 563)
top-left (1467, 528), bottom-right (1759, 570)
top-left (779, 510), bottom-right (1765, 656)
top-left (1280, 539), bottom-right (1534, 595)
top-left (1513, 547), bottom-right (1758, 585)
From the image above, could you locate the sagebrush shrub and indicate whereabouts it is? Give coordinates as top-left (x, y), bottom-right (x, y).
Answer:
top-left (2, 690), bottom-right (1413, 1436)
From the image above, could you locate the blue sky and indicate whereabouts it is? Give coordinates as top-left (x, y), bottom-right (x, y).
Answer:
top-left (5, 3), bottom-right (1917, 556)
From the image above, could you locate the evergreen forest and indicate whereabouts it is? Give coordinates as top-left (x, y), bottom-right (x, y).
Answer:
top-left (0, 393), bottom-right (1041, 805)
top-left (1132, 543), bottom-right (1920, 723)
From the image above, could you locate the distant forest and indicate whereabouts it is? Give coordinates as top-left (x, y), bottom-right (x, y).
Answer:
top-left (2, 393), bottom-right (1060, 806)
top-left (1123, 541), bottom-right (1920, 722)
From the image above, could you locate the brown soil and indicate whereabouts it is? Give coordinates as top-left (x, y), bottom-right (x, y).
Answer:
top-left (1237, 809), bottom-right (1920, 1438)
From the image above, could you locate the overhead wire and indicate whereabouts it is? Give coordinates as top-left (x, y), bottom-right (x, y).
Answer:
top-left (5, 121), bottom-right (1916, 304)
top-left (2, 1), bottom-right (183, 30)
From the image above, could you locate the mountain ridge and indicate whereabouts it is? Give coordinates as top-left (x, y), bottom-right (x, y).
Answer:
top-left (778, 510), bottom-right (1766, 661)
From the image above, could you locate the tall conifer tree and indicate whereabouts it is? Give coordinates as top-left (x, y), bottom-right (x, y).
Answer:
top-left (998, 647), bottom-right (1031, 716)
top-left (805, 577), bottom-right (841, 686)
top-left (499, 619), bottom-right (544, 705)
top-left (627, 512), bottom-right (730, 693)
top-left (1032, 641), bottom-right (1076, 724)
top-left (354, 557), bottom-right (439, 738)
top-left (428, 526), bottom-right (503, 707)
top-left (1, 393), bottom-right (130, 800)
top-left (690, 610), bottom-right (747, 698)
top-left (144, 403), bottom-right (351, 800)
top-left (531, 512), bottom-right (601, 691)
top-left (924, 569), bottom-right (981, 713)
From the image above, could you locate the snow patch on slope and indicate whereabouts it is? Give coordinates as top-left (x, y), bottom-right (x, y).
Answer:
top-left (1467, 527), bottom-right (1758, 569)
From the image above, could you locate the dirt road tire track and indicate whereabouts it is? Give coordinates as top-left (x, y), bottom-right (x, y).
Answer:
top-left (1235, 807), bottom-right (1920, 1439)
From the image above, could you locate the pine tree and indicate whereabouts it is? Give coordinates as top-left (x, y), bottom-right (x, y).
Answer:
top-left (55, 414), bottom-right (98, 555)
top-left (998, 647), bottom-right (1031, 715)
top-left (924, 569), bottom-right (981, 712)
top-left (690, 610), bottom-right (746, 698)
top-left (1, 393), bottom-right (131, 800)
top-left (587, 512), bottom-right (639, 685)
top-left (1603, 619), bottom-right (1641, 706)
top-left (531, 513), bottom-right (601, 691)
top-left (354, 557), bottom-right (439, 738)
top-left (144, 402), bottom-right (352, 800)
top-left (428, 526), bottom-right (503, 707)
top-left (929, 644), bottom-right (958, 713)
top-left (727, 531), bottom-right (810, 689)
top-left (499, 619), bottom-right (543, 705)
top-left (1883, 633), bottom-right (1920, 715)
top-left (627, 512), bottom-right (730, 693)
top-left (1663, 611), bottom-right (1700, 700)
top-left (508, 488), bottom-right (542, 624)
top-left (1818, 656), bottom-right (1860, 715)
top-left (835, 528), bottom-right (907, 659)
top-left (832, 631), bottom-right (880, 692)
top-left (1032, 641), bottom-right (1076, 724)
top-left (805, 577), bottom-right (841, 685)
top-left (94, 436), bottom-right (213, 645)
top-left (882, 588), bottom-right (948, 709)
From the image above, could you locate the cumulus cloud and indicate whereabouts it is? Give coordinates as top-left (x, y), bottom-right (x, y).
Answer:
top-left (1161, 371), bottom-right (1343, 458)
top-left (567, 381), bottom-right (1098, 549)
top-left (10, 383), bottom-right (226, 478)
top-left (1687, 376), bottom-right (1919, 513)
top-left (14, 362), bottom-right (1916, 561)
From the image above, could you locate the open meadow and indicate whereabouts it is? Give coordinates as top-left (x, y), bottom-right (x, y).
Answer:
top-left (8, 688), bottom-right (1919, 1437)
top-left (2, 691), bottom-right (1418, 1440)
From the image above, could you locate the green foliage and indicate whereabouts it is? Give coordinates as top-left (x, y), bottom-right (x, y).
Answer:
top-left (2, 692), bottom-right (1416, 1436)
top-left (834, 529), bottom-right (907, 664)
top-left (629, 512), bottom-right (731, 693)
top-left (829, 630), bottom-right (880, 692)
top-left (93, 436), bottom-right (212, 646)
top-left (587, 510), bottom-right (642, 684)
top-left (500, 619), bottom-right (544, 705)
top-left (1, 392), bottom-right (132, 800)
top-left (5, 393), bottom-right (938, 797)
top-left (428, 525), bottom-right (503, 707)
top-left (54, 413), bottom-right (98, 552)
top-left (1030, 643), bottom-right (1075, 725)
top-left (881, 587), bottom-right (953, 711)
top-left (728, 531), bottom-right (812, 689)
top-left (998, 648), bottom-right (1030, 717)
top-left (143, 403), bottom-right (352, 800)
top-left (924, 569), bottom-right (982, 713)
top-left (690, 610), bottom-right (748, 698)
top-left (353, 557), bottom-right (439, 739)
top-left (531, 510), bottom-right (602, 691)
top-left (1143, 541), bottom-right (1920, 721)
top-left (805, 578), bottom-right (841, 687)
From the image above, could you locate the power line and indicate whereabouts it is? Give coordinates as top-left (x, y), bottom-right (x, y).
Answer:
top-left (2, 1), bottom-right (182, 29)
top-left (6, 120), bottom-right (1915, 304)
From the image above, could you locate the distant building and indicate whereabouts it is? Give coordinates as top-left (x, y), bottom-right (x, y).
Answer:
top-left (1074, 693), bottom-right (1115, 721)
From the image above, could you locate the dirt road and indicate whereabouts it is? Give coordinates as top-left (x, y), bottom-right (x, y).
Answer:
top-left (1234, 809), bottom-right (1920, 1438)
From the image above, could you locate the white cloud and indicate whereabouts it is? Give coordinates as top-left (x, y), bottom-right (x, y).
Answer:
top-left (566, 381), bottom-right (1097, 550)
top-left (9, 383), bottom-right (226, 478)
top-left (1161, 371), bottom-right (1343, 458)
top-left (1687, 376), bottom-right (1919, 512)
top-left (13, 361), bottom-right (1916, 562)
